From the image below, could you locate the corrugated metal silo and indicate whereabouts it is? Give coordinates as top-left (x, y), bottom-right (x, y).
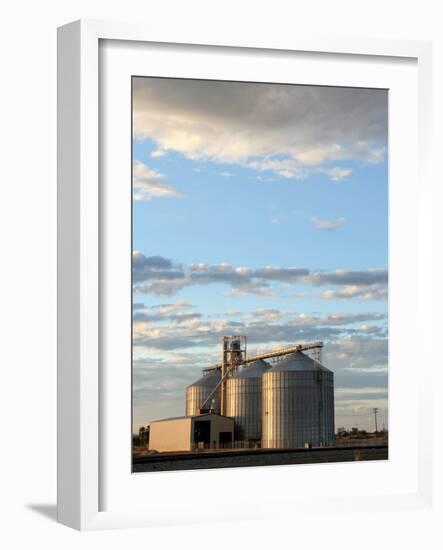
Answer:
top-left (225, 359), bottom-right (270, 441)
top-left (185, 369), bottom-right (221, 416)
top-left (262, 351), bottom-right (334, 448)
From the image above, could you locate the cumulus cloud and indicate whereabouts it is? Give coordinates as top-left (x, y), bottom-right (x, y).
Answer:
top-left (324, 335), bottom-right (388, 371)
top-left (254, 266), bottom-right (310, 281)
top-left (132, 252), bottom-right (388, 300)
top-left (133, 252), bottom-right (310, 296)
top-left (310, 216), bottom-right (346, 231)
top-left (133, 300), bottom-right (386, 347)
top-left (133, 308), bottom-right (386, 352)
top-left (132, 251), bottom-right (184, 283)
top-left (134, 308), bottom-right (201, 324)
top-left (294, 312), bottom-right (386, 327)
top-left (133, 160), bottom-right (183, 200)
top-left (335, 387), bottom-right (388, 401)
top-left (133, 78), bottom-right (387, 179)
top-left (133, 301), bottom-right (202, 324)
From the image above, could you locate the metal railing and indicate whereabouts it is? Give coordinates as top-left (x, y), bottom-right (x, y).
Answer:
top-left (191, 440), bottom-right (262, 451)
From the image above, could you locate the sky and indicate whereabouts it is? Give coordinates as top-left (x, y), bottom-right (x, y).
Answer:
top-left (132, 77), bottom-right (388, 433)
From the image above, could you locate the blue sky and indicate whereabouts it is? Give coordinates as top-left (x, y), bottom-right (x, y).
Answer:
top-left (132, 78), bottom-right (388, 432)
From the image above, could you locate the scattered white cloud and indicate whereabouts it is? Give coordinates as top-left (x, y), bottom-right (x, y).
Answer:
top-left (244, 309), bottom-right (286, 322)
top-left (133, 161), bottom-right (183, 200)
top-left (246, 158), bottom-right (305, 180)
top-left (358, 324), bottom-right (382, 334)
top-left (367, 147), bottom-right (387, 164)
top-left (257, 175), bottom-right (277, 182)
top-left (319, 167), bottom-right (352, 181)
top-left (321, 285), bottom-right (388, 301)
top-left (310, 216), bottom-right (346, 231)
top-left (150, 149), bottom-right (166, 158)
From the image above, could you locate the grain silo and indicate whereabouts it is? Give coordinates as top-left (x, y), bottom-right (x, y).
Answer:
top-left (262, 351), bottom-right (334, 449)
top-left (185, 368), bottom-right (221, 416)
top-left (225, 359), bottom-right (270, 442)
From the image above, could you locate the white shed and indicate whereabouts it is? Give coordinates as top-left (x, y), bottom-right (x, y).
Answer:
top-left (149, 413), bottom-right (234, 452)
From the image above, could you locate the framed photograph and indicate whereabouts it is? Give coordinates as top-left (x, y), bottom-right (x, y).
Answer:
top-left (57, 20), bottom-right (433, 530)
top-left (130, 76), bottom-right (388, 471)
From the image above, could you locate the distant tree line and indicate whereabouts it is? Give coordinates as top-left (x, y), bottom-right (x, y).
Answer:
top-left (336, 426), bottom-right (388, 438)
top-left (133, 426), bottom-right (150, 448)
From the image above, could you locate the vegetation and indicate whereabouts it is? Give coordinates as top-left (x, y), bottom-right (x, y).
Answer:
top-left (133, 426), bottom-right (149, 449)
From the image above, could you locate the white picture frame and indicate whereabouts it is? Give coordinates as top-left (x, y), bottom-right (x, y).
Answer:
top-left (57, 19), bottom-right (434, 531)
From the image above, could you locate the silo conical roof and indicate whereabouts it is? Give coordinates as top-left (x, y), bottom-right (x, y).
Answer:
top-left (187, 369), bottom-right (220, 387)
top-left (185, 368), bottom-right (221, 416)
top-left (234, 359), bottom-right (270, 378)
top-left (267, 351), bottom-right (331, 373)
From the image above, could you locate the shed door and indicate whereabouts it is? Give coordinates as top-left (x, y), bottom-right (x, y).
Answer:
top-left (194, 420), bottom-right (211, 443)
top-left (219, 431), bottom-right (232, 446)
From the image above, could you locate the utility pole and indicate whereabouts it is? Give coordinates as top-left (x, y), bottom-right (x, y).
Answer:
top-left (372, 408), bottom-right (379, 433)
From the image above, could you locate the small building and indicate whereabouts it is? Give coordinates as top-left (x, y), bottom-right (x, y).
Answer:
top-left (149, 413), bottom-right (234, 453)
